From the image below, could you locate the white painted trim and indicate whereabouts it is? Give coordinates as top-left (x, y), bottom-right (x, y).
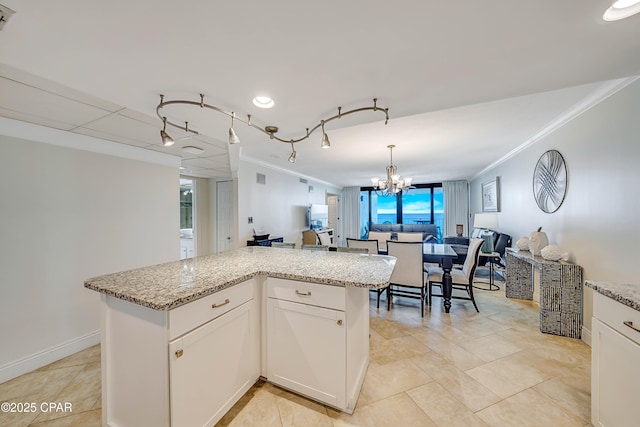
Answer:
top-left (240, 154), bottom-right (342, 190)
top-left (0, 116), bottom-right (181, 168)
top-left (471, 76), bottom-right (640, 180)
top-left (0, 330), bottom-right (101, 383)
top-left (582, 326), bottom-right (592, 347)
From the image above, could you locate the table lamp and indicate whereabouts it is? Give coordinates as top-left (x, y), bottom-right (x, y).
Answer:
top-left (473, 213), bottom-right (498, 253)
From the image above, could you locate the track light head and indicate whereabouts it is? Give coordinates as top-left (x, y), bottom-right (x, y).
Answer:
top-left (160, 116), bottom-right (175, 147)
top-left (320, 121), bottom-right (331, 149)
top-left (229, 113), bottom-right (240, 144)
top-left (288, 142), bottom-right (296, 163)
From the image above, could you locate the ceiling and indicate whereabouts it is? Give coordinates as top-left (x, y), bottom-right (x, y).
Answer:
top-left (1, 1), bottom-right (639, 186)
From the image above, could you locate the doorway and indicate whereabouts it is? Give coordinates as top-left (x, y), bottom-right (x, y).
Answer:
top-left (327, 194), bottom-right (339, 244)
top-left (180, 178), bottom-right (195, 259)
top-left (216, 180), bottom-right (234, 252)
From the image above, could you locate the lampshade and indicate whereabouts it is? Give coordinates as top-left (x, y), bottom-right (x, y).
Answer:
top-left (473, 213), bottom-right (498, 229)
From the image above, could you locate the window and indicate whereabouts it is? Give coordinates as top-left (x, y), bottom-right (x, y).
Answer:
top-left (360, 184), bottom-right (443, 241)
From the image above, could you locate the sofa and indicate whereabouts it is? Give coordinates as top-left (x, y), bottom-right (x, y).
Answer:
top-left (368, 223), bottom-right (438, 243)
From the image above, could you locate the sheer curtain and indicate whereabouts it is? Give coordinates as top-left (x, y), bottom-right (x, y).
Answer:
top-left (443, 181), bottom-right (470, 237)
top-left (339, 186), bottom-right (361, 247)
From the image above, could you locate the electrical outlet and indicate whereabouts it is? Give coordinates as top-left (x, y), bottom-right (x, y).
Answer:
top-left (248, 217), bottom-right (253, 224)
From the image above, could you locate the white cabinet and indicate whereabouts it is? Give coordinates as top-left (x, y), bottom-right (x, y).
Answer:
top-left (266, 278), bottom-right (369, 413)
top-left (591, 292), bottom-right (640, 427)
top-left (267, 297), bottom-right (346, 408)
top-left (170, 299), bottom-right (257, 427)
top-left (100, 279), bottom-right (259, 427)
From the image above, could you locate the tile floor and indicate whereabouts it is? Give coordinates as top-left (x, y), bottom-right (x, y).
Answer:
top-left (1, 273), bottom-right (593, 427)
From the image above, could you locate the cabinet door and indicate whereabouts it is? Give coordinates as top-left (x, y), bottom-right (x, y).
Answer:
top-left (169, 300), bottom-right (258, 427)
top-left (267, 298), bottom-right (346, 408)
top-left (592, 318), bottom-right (640, 427)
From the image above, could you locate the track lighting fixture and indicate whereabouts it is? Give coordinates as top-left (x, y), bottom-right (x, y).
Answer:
top-left (229, 112), bottom-right (240, 144)
top-left (160, 116), bottom-right (175, 147)
top-left (156, 95), bottom-right (389, 160)
top-left (288, 142), bottom-right (296, 163)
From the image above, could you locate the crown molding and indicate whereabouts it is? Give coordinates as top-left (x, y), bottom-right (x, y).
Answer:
top-left (471, 75), bottom-right (640, 180)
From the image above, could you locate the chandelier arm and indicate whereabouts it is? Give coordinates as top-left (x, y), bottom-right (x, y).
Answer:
top-left (156, 96), bottom-right (389, 144)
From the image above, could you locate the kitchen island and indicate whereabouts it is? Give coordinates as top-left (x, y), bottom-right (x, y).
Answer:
top-left (85, 246), bottom-right (395, 427)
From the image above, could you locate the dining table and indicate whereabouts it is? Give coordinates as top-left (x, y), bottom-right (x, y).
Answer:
top-left (422, 243), bottom-right (458, 313)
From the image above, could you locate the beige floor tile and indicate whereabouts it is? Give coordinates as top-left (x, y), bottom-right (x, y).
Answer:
top-left (0, 365), bottom-right (84, 402)
top-left (216, 381), bottom-right (282, 426)
top-left (456, 331), bottom-right (526, 362)
top-left (28, 409), bottom-right (101, 427)
top-left (465, 350), bottom-right (550, 398)
top-left (410, 354), bottom-right (501, 412)
top-left (0, 407), bottom-right (40, 427)
top-left (32, 362), bottom-right (101, 423)
top-left (422, 336), bottom-right (485, 371)
top-left (332, 392), bottom-right (438, 427)
top-left (408, 381), bottom-right (489, 427)
top-left (370, 334), bottom-right (430, 365)
top-left (476, 387), bottom-right (585, 427)
top-left (35, 346), bottom-right (100, 373)
top-left (275, 390), bottom-right (332, 427)
top-left (534, 377), bottom-right (591, 423)
top-left (360, 358), bottom-right (433, 403)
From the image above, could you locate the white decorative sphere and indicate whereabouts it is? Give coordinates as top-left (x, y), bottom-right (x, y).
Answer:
top-left (516, 237), bottom-right (529, 251)
top-left (541, 244), bottom-right (569, 261)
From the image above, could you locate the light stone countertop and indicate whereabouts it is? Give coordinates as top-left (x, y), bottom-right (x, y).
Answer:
top-left (585, 280), bottom-right (640, 312)
top-left (85, 246), bottom-right (397, 311)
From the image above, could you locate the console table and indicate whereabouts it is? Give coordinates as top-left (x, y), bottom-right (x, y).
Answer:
top-left (505, 248), bottom-right (583, 339)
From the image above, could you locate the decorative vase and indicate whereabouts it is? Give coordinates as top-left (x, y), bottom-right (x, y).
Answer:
top-left (529, 227), bottom-right (549, 256)
top-left (516, 237), bottom-right (529, 251)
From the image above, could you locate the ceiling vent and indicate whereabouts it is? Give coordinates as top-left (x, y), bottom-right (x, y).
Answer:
top-left (299, 178), bottom-right (308, 184)
top-left (256, 173), bottom-right (266, 185)
top-left (0, 4), bottom-right (15, 31)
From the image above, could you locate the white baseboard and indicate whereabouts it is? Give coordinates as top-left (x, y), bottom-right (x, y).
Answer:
top-left (582, 326), bottom-right (592, 347)
top-left (0, 330), bottom-right (100, 384)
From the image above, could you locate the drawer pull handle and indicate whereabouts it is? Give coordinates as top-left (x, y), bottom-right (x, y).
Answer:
top-left (295, 290), bottom-right (312, 297)
top-left (175, 349), bottom-right (184, 358)
top-left (337, 319), bottom-right (343, 326)
top-left (212, 298), bottom-right (230, 309)
top-left (623, 320), bottom-right (640, 333)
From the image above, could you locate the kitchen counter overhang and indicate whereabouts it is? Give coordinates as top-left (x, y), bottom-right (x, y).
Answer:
top-left (84, 246), bottom-right (396, 310)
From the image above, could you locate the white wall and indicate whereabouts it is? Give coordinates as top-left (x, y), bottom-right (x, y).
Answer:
top-left (470, 78), bottom-right (640, 336)
top-left (237, 160), bottom-right (342, 248)
top-left (0, 130), bottom-right (179, 382)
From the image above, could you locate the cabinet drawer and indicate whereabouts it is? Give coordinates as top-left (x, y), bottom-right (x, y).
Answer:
top-left (267, 278), bottom-right (345, 311)
top-left (593, 292), bottom-right (640, 345)
top-left (169, 279), bottom-right (254, 340)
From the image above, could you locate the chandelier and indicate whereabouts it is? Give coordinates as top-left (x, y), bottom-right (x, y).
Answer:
top-left (370, 145), bottom-right (414, 197)
top-left (156, 94), bottom-right (389, 163)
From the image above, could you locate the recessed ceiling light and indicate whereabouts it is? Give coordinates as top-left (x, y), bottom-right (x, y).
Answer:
top-left (603, 0), bottom-right (640, 21)
top-left (252, 96), bottom-right (275, 109)
top-left (182, 146), bottom-right (204, 154)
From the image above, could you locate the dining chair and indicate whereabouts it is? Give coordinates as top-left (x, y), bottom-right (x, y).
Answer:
top-left (386, 241), bottom-right (427, 317)
top-left (346, 238), bottom-right (379, 254)
top-left (302, 244), bottom-right (329, 251)
top-left (396, 232), bottom-right (424, 242)
top-left (336, 246), bottom-right (368, 253)
top-left (426, 238), bottom-right (484, 312)
top-left (346, 238), bottom-right (388, 308)
top-left (272, 242), bottom-right (295, 249)
top-left (367, 231), bottom-right (392, 253)
top-left (317, 231), bottom-right (333, 247)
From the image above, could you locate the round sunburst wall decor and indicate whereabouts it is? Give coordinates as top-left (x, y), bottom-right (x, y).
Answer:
top-left (533, 150), bottom-right (567, 213)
